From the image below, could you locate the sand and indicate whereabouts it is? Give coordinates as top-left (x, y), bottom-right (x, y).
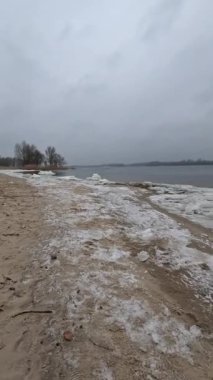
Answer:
top-left (0, 175), bottom-right (51, 379)
top-left (0, 174), bottom-right (212, 380)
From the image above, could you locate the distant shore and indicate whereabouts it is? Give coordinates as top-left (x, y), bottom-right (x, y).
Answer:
top-left (73, 160), bottom-right (213, 168)
top-left (1, 159), bottom-right (213, 172)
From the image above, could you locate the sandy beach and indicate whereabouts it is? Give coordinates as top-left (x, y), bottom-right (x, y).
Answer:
top-left (0, 173), bottom-right (213, 380)
top-left (0, 175), bottom-right (47, 379)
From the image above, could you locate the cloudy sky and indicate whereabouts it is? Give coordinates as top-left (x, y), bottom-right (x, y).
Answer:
top-left (0, 0), bottom-right (212, 164)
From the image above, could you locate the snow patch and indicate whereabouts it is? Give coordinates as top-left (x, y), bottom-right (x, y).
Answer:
top-left (99, 362), bottom-right (114, 380)
top-left (108, 297), bottom-right (202, 361)
top-left (144, 317), bottom-right (201, 357)
top-left (93, 247), bottom-right (129, 262)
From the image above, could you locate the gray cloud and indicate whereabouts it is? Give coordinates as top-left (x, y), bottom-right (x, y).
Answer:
top-left (140, 0), bottom-right (184, 41)
top-left (0, 0), bottom-right (213, 164)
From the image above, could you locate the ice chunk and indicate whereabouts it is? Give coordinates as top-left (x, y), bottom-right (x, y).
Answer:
top-left (38, 170), bottom-right (56, 176)
top-left (87, 173), bottom-right (102, 181)
top-left (138, 251), bottom-right (150, 262)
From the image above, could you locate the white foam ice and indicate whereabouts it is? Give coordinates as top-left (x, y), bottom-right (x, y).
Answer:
top-left (150, 183), bottom-right (213, 229)
top-left (57, 175), bottom-right (80, 181)
top-left (144, 316), bottom-right (201, 356)
top-left (0, 169), bottom-right (55, 180)
top-left (0, 169), bottom-right (25, 178)
top-left (38, 170), bottom-right (56, 176)
top-left (107, 297), bottom-right (201, 361)
top-left (86, 173), bottom-right (111, 184)
top-left (87, 173), bottom-right (102, 181)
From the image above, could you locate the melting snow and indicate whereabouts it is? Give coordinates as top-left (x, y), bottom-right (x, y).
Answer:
top-left (107, 297), bottom-right (201, 361)
top-left (93, 247), bottom-right (129, 262)
top-left (150, 183), bottom-right (213, 229)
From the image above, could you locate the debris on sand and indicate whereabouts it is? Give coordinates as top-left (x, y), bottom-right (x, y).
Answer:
top-left (137, 251), bottom-right (150, 262)
top-left (63, 330), bottom-right (74, 342)
top-left (50, 253), bottom-right (57, 260)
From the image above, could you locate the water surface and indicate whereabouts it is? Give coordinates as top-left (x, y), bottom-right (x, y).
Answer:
top-left (59, 165), bottom-right (213, 188)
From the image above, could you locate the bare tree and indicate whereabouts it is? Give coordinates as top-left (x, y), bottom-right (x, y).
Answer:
top-left (14, 142), bottom-right (65, 168)
top-left (14, 141), bottom-right (44, 167)
top-left (45, 146), bottom-right (56, 166)
top-left (33, 149), bottom-right (44, 165)
top-left (45, 146), bottom-right (65, 167)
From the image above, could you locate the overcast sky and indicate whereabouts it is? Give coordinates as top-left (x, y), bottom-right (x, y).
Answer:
top-left (0, 0), bottom-right (212, 164)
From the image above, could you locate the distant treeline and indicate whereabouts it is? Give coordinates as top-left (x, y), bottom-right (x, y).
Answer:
top-left (75, 159), bottom-right (213, 168)
top-left (0, 141), bottom-right (65, 168)
top-left (0, 156), bottom-right (15, 167)
top-left (129, 159), bottom-right (213, 167)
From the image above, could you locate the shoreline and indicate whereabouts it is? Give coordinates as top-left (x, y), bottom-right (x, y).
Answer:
top-left (1, 165), bottom-right (213, 188)
top-left (0, 173), bottom-right (213, 379)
